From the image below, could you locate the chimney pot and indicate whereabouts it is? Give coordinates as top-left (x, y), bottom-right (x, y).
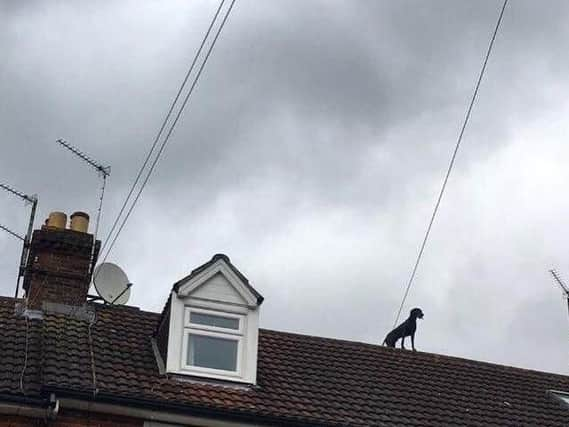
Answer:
top-left (70, 211), bottom-right (90, 233)
top-left (46, 212), bottom-right (67, 229)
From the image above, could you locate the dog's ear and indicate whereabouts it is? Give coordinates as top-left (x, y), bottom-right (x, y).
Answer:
top-left (410, 307), bottom-right (423, 318)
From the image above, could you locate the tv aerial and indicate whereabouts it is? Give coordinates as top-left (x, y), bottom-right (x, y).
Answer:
top-left (92, 262), bottom-right (132, 305)
top-left (549, 269), bottom-right (569, 318)
top-left (57, 138), bottom-right (110, 272)
top-left (0, 182), bottom-right (38, 299)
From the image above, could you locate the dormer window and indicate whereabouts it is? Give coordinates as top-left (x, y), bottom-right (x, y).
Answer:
top-left (549, 390), bottom-right (569, 409)
top-left (183, 308), bottom-right (243, 374)
top-left (156, 254), bottom-right (264, 384)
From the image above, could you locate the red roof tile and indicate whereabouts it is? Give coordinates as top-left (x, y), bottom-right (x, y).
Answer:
top-left (1, 295), bottom-right (569, 426)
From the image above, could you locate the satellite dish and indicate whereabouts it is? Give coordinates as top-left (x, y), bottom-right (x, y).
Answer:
top-left (93, 262), bottom-right (132, 305)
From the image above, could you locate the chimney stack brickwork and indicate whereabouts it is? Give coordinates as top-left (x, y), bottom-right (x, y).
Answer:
top-left (24, 227), bottom-right (99, 310)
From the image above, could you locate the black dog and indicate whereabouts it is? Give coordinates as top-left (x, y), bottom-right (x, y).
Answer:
top-left (383, 308), bottom-right (424, 351)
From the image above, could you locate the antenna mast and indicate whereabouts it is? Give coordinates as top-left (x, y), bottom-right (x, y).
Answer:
top-left (549, 269), bottom-right (569, 319)
top-left (57, 139), bottom-right (110, 273)
top-left (0, 183), bottom-right (38, 299)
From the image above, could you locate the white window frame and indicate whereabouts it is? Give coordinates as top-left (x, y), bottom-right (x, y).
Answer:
top-left (549, 390), bottom-right (569, 409)
top-left (185, 307), bottom-right (244, 334)
top-left (181, 307), bottom-right (246, 378)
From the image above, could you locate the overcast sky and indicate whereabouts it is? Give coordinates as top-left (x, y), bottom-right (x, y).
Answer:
top-left (2, 0), bottom-right (569, 375)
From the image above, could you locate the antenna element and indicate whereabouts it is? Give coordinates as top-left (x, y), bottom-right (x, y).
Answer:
top-left (57, 139), bottom-right (110, 273)
top-left (0, 182), bottom-right (38, 298)
top-left (0, 224), bottom-right (24, 241)
top-left (550, 269), bottom-right (569, 294)
top-left (56, 139), bottom-right (110, 178)
top-left (549, 269), bottom-right (569, 320)
top-left (0, 183), bottom-right (36, 203)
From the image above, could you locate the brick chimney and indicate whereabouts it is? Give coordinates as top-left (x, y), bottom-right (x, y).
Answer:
top-left (23, 211), bottom-right (100, 310)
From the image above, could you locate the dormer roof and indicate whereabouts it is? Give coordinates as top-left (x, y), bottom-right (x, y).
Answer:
top-left (173, 254), bottom-right (264, 306)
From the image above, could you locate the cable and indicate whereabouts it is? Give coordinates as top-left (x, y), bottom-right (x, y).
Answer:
top-left (87, 312), bottom-right (98, 397)
top-left (19, 316), bottom-right (29, 394)
top-left (26, 276), bottom-right (49, 311)
top-left (99, 0), bottom-right (228, 256)
top-left (93, 175), bottom-right (107, 255)
top-left (100, 0), bottom-right (237, 263)
top-left (90, 174), bottom-right (107, 275)
top-left (392, 0), bottom-right (508, 327)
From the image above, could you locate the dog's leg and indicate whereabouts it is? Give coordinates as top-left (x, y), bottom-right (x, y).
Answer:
top-left (411, 332), bottom-right (416, 352)
top-left (401, 336), bottom-right (405, 350)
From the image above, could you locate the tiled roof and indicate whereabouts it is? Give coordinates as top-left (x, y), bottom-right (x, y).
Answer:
top-left (2, 295), bottom-right (569, 426)
top-left (0, 298), bottom-right (42, 399)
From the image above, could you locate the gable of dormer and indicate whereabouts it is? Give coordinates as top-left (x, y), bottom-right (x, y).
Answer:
top-left (174, 254), bottom-right (262, 308)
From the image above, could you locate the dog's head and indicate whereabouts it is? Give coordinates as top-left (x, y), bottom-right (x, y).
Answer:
top-left (410, 308), bottom-right (424, 319)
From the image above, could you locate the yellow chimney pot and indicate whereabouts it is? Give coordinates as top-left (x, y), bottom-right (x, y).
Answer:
top-left (46, 212), bottom-right (67, 229)
top-left (70, 211), bottom-right (90, 233)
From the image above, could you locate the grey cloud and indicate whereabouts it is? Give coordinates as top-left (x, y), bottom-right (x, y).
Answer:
top-left (1, 0), bottom-right (569, 375)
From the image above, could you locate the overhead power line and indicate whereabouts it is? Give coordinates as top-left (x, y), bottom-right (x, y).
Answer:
top-left (99, 0), bottom-right (228, 256)
top-left (392, 0), bottom-right (509, 327)
top-left (99, 0), bottom-right (236, 264)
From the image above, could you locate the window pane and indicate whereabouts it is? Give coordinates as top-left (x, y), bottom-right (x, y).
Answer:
top-left (190, 312), bottom-right (239, 330)
top-left (187, 334), bottom-right (238, 371)
top-left (552, 391), bottom-right (569, 407)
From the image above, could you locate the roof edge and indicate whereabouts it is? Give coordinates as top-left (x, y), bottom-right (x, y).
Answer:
top-left (47, 387), bottom-right (337, 427)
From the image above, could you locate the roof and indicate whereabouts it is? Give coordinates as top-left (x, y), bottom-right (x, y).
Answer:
top-left (0, 298), bottom-right (42, 400)
top-left (2, 295), bottom-right (569, 426)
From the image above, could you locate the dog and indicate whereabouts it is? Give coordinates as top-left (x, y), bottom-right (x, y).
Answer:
top-left (383, 308), bottom-right (424, 351)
